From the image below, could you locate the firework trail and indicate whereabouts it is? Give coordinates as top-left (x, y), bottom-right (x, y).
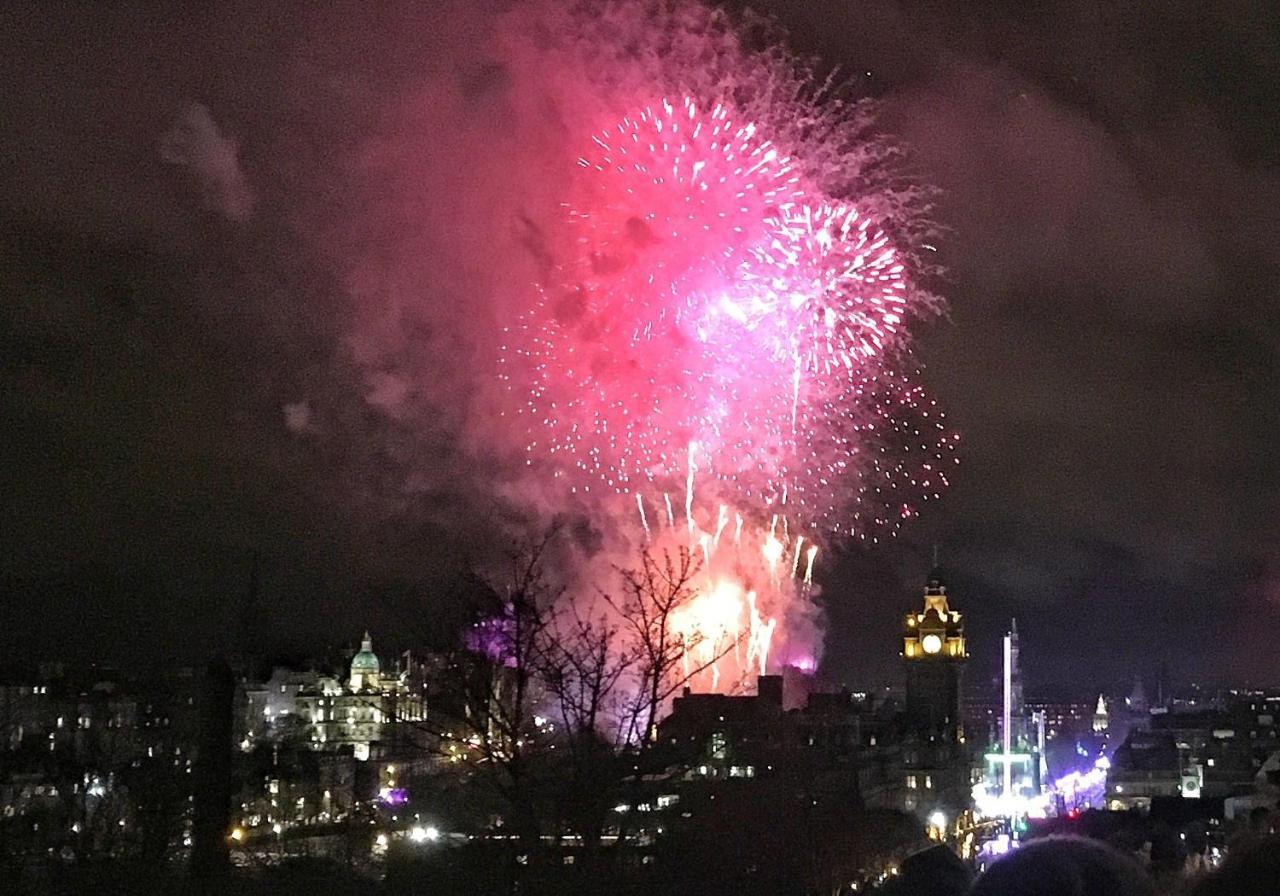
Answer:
top-left (494, 1), bottom-right (957, 691)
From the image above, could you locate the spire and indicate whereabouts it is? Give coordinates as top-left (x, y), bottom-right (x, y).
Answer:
top-left (925, 547), bottom-right (947, 594)
top-left (361, 631), bottom-right (373, 651)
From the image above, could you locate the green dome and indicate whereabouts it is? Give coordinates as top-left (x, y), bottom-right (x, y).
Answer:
top-left (350, 632), bottom-right (380, 676)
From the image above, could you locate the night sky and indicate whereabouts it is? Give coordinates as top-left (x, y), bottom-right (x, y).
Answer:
top-left (2, 2), bottom-right (1278, 696)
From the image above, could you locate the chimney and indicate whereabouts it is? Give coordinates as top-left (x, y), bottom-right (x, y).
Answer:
top-left (757, 674), bottom-right (783, 708)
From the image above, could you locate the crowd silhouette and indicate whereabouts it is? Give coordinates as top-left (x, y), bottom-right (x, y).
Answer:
top-left (886, 808), bottom-right (1278, 896)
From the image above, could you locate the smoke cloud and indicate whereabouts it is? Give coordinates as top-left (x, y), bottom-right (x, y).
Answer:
top-left (160, 103), bottom-right (255, 222)
top-left (2, 0), bottom-right (1277, 689)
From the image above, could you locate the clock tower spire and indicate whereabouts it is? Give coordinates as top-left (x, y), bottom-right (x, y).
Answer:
top-left (902, 567), bottom-right (968, 739)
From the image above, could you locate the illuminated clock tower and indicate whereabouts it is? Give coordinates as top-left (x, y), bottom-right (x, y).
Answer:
top-left (902, 568), bottom-right (967, 739)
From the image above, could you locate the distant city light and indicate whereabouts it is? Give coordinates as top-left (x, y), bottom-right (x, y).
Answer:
top-left (379, 787), bottom-right (409, 806)
top-left (409, 825), bottom-right (440, 843)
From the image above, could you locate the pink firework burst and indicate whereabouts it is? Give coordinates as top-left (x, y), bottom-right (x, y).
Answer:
top-left (503, 92), bottom-right (953, 537)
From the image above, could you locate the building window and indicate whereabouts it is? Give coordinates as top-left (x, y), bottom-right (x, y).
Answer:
top-left (925, 775), bottom-right (933, 789)
top-left (906, 775), bottom-right (918, 789)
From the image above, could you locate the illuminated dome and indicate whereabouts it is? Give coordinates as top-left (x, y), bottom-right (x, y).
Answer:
top-left (349, 632), bottom-right (380, 690)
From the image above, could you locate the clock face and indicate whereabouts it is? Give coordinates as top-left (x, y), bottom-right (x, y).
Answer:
top-left (922, 634), bottom-right (943, 655)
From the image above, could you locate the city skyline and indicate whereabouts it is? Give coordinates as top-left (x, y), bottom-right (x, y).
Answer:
top-left (3, 2), bottom-right (1279, 893)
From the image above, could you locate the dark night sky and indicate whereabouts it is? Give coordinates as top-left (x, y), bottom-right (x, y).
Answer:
top-left (2, 1), bottom-right (1278, 696)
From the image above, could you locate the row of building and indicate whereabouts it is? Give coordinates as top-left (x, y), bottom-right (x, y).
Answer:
top-left (1106, 694), bottom-right (1280, 817)
top-left (3, 571), bottom-right (1277, 862)
top-left (653, 568), bottom-right (976, 853)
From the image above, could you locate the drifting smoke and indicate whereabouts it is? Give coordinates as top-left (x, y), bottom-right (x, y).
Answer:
top-left (283, 401), bottom-right (314, 435)
top-left (160, 103), bottom-right (255, 223)
top-left (337, 0), bottom-right (954, 690)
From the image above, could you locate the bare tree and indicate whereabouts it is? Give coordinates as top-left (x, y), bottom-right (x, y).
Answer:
top-left (593, 545), bottom-right (745, 865)
top-left (431, 530), bottom-right (564, 845)
top-left (394, 539), bottom-right (743, 866)
top-left (534, 602), bottom-right (633, 850)
top-left (603, 546), bottom-right (734, 747)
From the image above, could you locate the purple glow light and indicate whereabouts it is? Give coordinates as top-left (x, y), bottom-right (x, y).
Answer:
top-left (379, 787), bottom-right (409, 806)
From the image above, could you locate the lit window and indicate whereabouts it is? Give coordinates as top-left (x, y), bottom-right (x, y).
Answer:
top-left (906, 775), bottom-right (918, 789)
top-left (925, 775), bottom-right (933, 789)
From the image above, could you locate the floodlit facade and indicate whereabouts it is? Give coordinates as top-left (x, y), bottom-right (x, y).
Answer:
top-left (902, 569), bottom-right (967, 739)
top-left (899, 570), bottom-right (973, 822)
top-left (240, 633), bottom-right (427, 759)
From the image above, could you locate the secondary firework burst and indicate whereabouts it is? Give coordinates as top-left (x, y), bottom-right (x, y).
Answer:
top-left (625, 440), bottom-right (823, 692)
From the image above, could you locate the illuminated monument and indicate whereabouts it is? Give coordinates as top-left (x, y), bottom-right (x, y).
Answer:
top-left (349, 631), bottom-right (381, 692)
top-left (986, 620), bottom-right (1043, 808)
top-left (900, 569), bottom-right (972, 822)
top-left (903, 568), bottom-right (967, 739)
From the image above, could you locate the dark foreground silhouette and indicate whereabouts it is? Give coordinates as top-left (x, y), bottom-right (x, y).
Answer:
top-left (969, 837), bottom-right (1157, 896)
top-left (967, 834), bottom-right (1280, 896)
top-left (1187, 834), bottom-right (1280, 896)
